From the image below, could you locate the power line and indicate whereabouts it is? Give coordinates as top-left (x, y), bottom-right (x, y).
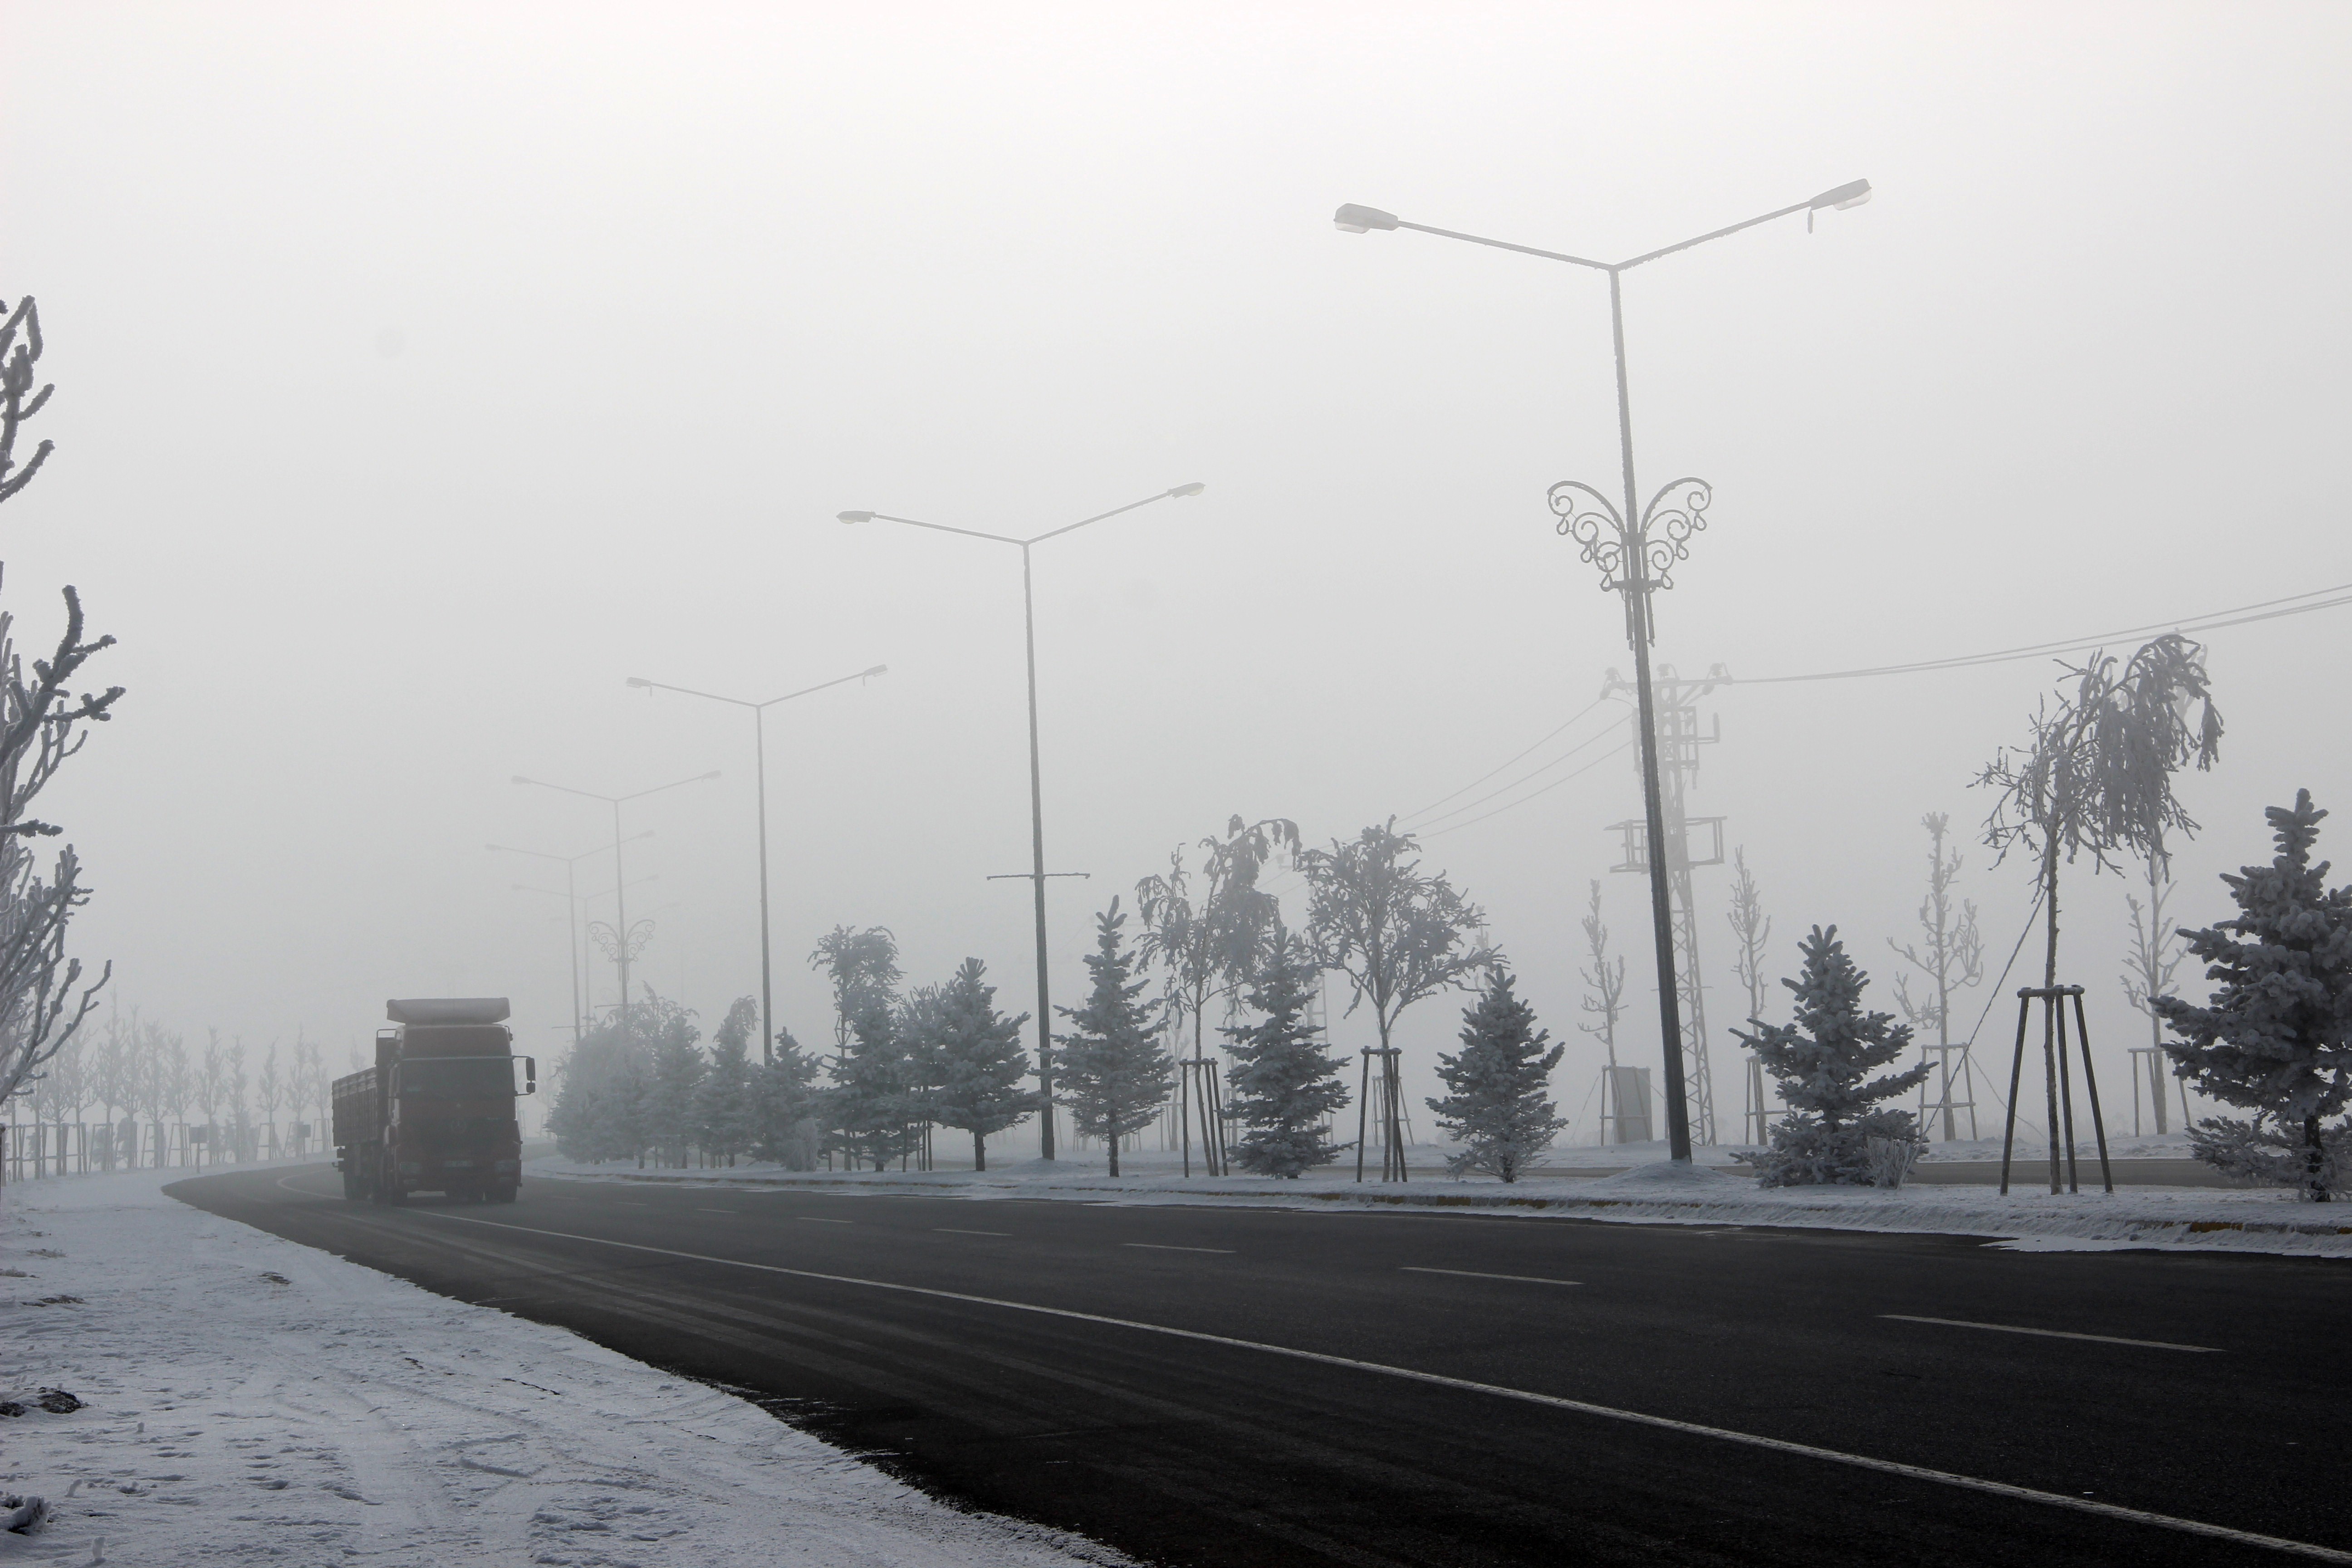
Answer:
top-left (1424, 739), bottom-right (1634, 838)
top-left (1410, 713), bottom-right (1630, 831)
top-left (1401, 698), bottom-right (1605, 822)
top-left (1735, 579), bottom-right (2352, 686)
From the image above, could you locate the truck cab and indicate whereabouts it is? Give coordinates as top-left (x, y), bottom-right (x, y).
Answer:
top-left (333, 997), bottom-right (536, 1205)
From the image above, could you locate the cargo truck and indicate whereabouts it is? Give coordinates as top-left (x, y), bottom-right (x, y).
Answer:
top-left (332, 997), bottom-right (536, 1205)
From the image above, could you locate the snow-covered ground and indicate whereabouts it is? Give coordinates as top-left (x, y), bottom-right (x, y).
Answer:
top-left (0, 1162), bottom-right (1126, 1567)
top-left (531, 1144), bottom-right (2352, 1258)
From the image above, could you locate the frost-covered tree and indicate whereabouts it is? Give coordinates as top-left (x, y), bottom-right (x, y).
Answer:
top-left (1888, 813), bottom-right (1984, 1142)
top-left (830, 1000), bottom-right (918, 1170)
top-left (1223, 931), bottom-right (1347, 1178)
top-left (2156, 791), bottom-right (2352, 1201)
top-left (693, 997), bottom-right (759, 1165)
top-left (644, 998), bottom-right (706, 1166)
top-left (1055, 898), bottom-right (1170, 1178)
top-left (0, 296), bottom-right (122, 1143)
top-left (1979, 635), bottom-right (2222, 993)
top-left (1137, 815), bottom-right (1299, 1175)
top-left (2121, 852), bottom-right (2191, 1136)
top-left (1427, 967), bottom-right (1564, 1183)
top-left (1303, 819), bottom-right (1497, 1171)
top-left (926, 958), bottom-right (1035, 1172)
top-left (1734, 926), bottom-right (1930, 1186)
top-left (749, 1024), bottom-right (822, 1169)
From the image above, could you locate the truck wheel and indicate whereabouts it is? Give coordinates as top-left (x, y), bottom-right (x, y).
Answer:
top-left (492, 1185), bottom-right (518, 1204)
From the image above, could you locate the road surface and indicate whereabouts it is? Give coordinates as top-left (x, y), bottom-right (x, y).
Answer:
top-left (172, 1163), bottom-right (2352, 1568)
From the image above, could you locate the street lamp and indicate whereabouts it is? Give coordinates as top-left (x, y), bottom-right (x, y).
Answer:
top-left (625, 665), bottom-right (887, 1065)
top-left (510, 769), bottom-right (720, 1028)
top-left (1335, 180), bottom-right (1869, 1164)
top-left (833, 483), bottom-right (1206, 1159)
top-left (488, 833), bottom-right (654, 1043)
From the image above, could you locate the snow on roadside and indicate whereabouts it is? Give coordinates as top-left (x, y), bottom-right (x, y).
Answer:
top-left (0, 1163), bottom-right (1128, 1568)
top-left (529, 1152), bottom-right (2352, 1259)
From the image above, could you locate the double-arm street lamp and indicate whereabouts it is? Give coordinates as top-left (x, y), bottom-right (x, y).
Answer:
top-left (488, 832), bottom-right (654, 1043)
top-left (1334, 179), bottom-right (1871, 1164)
top-left (625, 665), bottom-right (888, 1065)
top-left (834, 483), bottom-right (1206, 1160)
top-left (511, 769), bottom-right (721, 1028)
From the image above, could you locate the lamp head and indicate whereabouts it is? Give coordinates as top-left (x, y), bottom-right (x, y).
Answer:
top-left (625, 677), bottom-right (651, 689)
top-left (862, 664), bottom-right (889, 678)
top-left (837, 510), bottom-right (875, 524)
top-left (702, 770), bottom-right (723, 781)
top-left (1168, 482), bottom-right (1205, 498)
top-left (510, 775), bottom-right (532, 786)
top-left (1333, 203), bottom-right (1399, 234)
top-left (1809, 179), bottom-right (1872, 211)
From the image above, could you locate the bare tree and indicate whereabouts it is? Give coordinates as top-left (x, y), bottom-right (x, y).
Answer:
top-left (1723, 850), bottom-right (1778, 1146)
top-left (0, 294), bottom-right (120, 1164)
top-left (1578, 881), bottom-right (1627, 1144)
top-left (1136, 815), bottom-right (1299, 1176)
top-left (197, 1030), bottom-right (227, 1167)
top-left (2120, 854), bottom-right (2192, 1136)
top-left (1888, 813), bottom-right (1985, 1141)
top-left (257, 1040), bottom-right (284, 1159)
top-left (1302, 818), bottom-right (1497, 1180)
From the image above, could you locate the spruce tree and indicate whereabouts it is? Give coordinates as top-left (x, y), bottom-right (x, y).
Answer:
top-left (1426, 967), bottom-right (1565, 1183)
top-left (693, 997), bottom-right (759, 1165)
top-left (749, 1025), bottom-right (823, 1169)
top-left (1223, 932), bottom-right (1348, 1178)
top-left (1056, 898), bottom-right (1171, 1177)
top-left (831, 1000), bottom-right (917, 1171)
top-left (644, 999), bottom-right (707, 1168)
top-left (1734, 926), bottom-right (1930, 1186)
top-left (2155, 791), bottom-right (2352, 1201)
top-left (927, 957), bottom-right (1037, 1172)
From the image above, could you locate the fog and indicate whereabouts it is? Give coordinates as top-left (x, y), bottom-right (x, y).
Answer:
top-left (4, 2), bottom-right (2346, 1142)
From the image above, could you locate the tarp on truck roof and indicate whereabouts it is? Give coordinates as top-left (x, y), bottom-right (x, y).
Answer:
top-left (386, 997), bottom-right (511, 1025)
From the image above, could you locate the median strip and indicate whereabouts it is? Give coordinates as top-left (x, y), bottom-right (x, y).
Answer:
top-left (1882, 1314), bottom-right (2222, 1353)
top-left (408, 1207), bottom-right (2345, 1565)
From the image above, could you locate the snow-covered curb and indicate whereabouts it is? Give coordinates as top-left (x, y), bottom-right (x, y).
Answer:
top-left (531, 1154), bottom-right (2352, 1259)
top-left (0, 1162), bottom-right (1127, 1566)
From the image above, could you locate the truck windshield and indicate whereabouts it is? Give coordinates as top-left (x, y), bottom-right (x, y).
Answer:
top-left (397, 1058), bottom-right (515, 1100)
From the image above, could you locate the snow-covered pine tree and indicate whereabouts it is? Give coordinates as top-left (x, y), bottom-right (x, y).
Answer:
top-left (749, 1025), bottom-right (822, 1170)
top-left (693, 997), bottom-right (759, 1165)
top-left (1223, 931), bottom-right (1348, 1178)
top-left (1733, 926), bottom-right (1931, 1186)
top-left (644, 999), bottom-right (707, 1168)
top-left (831, 1000), bottom-right (918, 1171)
top-left (2154, 790), bottom-right (2352, 1201)
top-left (927, 957), bottom-right (1036, 1172)
top-left (1055, 898), bottom-right (1170, 1177)
top-left (1426, 967), bottom-right (1565, 1183)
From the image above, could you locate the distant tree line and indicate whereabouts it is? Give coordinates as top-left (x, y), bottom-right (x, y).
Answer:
top-left (546, 816), bottom-right (1573, 1184)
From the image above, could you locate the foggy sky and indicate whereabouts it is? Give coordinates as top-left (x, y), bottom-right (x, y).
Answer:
top-left (4, 2), bottom-right (2346, 1135)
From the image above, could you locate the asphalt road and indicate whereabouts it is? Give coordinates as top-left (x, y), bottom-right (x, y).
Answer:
top-left (172, 1163), bottom-right (2352, 1568)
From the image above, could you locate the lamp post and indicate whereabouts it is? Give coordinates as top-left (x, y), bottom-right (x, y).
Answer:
top-left (834, 483), bottom-right (1206, 1159)
top-left (1334, 180), bottom-right (1870, 1163)
top-left (511, 769), bottom-right (720, 1029)
top-left (625, 665), bottom-right (887, 1065)
top-left (489, 834), bottom-right (653, 1044)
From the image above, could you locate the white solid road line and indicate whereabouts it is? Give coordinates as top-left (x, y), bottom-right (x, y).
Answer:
top-left (407, 1207), bottom-right (2346, 1565)
top-left (1123, 1243), bottom-right (1235, 1254)
top-left (1401, 1266), bottom-right (1580, 1287)
top-left (935, 1228), bottom-right (1012, 1238)
top-left (1882, 1314), bottom-right (2223, 1354)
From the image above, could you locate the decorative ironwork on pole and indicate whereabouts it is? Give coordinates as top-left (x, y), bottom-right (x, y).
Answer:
top-left (1548, 477), bottom-right (1715, 637)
